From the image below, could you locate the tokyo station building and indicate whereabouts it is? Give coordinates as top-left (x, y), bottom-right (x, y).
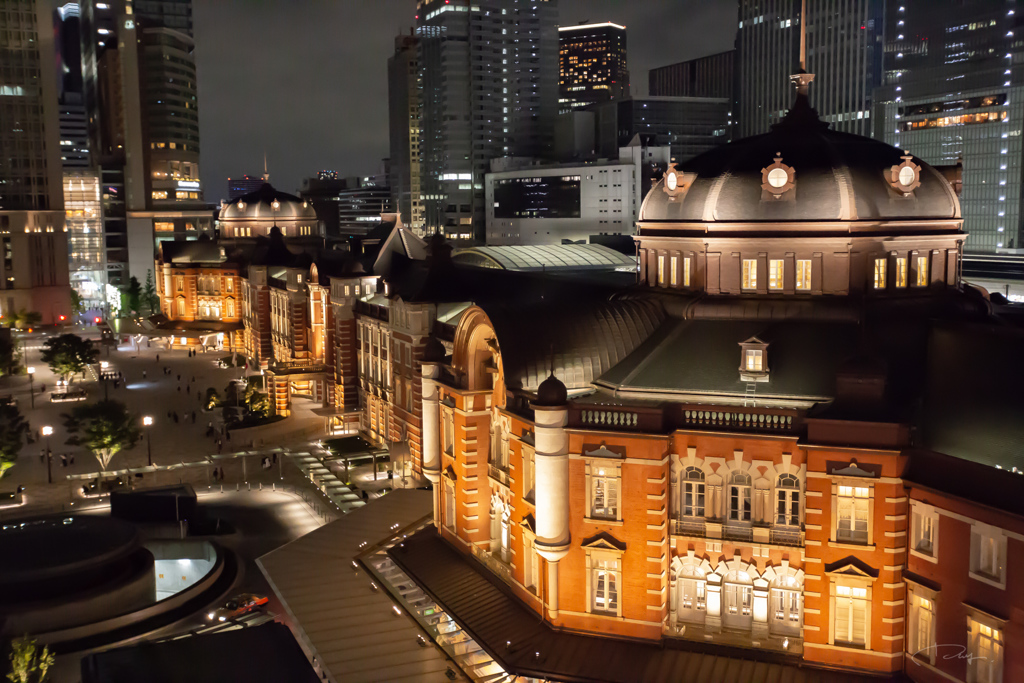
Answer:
top-left (155, 95), bottom-right (1024, 682)
top-left (402, 91), bottom-right (1024, 681)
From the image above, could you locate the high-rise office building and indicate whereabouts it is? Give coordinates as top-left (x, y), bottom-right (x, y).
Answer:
top-left (80, 0), bottom-right (211, 287)
top-left (388, 32), bottom-right (425, 235)
top-left (57, 2), bottom-right (108, 317)
top-left (337, 171), bottom-right (393, 237)
top-left (649, 50), bottom-right (734, 101)
top-left (416, 0), bottom-right (559, 242)
top-left (558, 22), bottom-right (628, 114)
top-left (593, 97), bottom-right (730, 163)
top-left (228, 175), bottom-right (265, 201)
top-left (0, 0), bottom-right (73, 323)
top-left (734, 0), bottom-right (884, 138)
top-left (874, 1), bottom-right (1020, 253)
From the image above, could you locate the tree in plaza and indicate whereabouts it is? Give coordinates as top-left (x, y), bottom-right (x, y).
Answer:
top-left (204, 387), bottom-right (221, 410)
top-left (62, 399), bottom-right (140, 472)
top-left (4, 310), bottom-right (41, 330)
top-left (6, 636), bottom-right (55, 683)
top-left (70, 288), bottom-right (85, 319)
top-left (0, 334), bottom-right (19, 377)
top-left (0, 402), bottom-right (28, 480)
top-left (142, 269), bottom-right (159, 315)
top-left (122, 277), bottom-right (142, 316)
top-left (40, 333), bottom-right (99, 384)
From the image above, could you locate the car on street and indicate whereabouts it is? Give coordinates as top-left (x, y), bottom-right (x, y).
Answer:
top-left (206, 593), bottom-right (269, 622)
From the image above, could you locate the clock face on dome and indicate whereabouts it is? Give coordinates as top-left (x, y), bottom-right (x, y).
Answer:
top-left (890, 155), bottom-right (922, 195)
top-left (767, 167), bottom-right (789, 188)
top-left (898, 165), bottom-right (916, 187)
top-left (666, 172), bottom-right (678, 191)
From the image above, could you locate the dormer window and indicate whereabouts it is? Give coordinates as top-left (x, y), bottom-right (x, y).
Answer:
top-left (739, 336), bottom-right (769, 382)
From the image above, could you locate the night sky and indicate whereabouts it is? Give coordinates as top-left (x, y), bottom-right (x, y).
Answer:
top-left (192, 0), bottom-right (738, 202)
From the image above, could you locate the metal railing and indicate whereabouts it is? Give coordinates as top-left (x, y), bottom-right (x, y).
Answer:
top-left (487, 464), bottom-right (510, 487)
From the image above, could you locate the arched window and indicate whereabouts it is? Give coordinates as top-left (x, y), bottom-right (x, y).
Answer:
top-left (771, 574), bottom-right (802, 635)
top-left (729, 471), bottom-right (752, 522)
top-left (682, 466), bottom-right (705, 517)
top-left (677, 564), bottom-right (706, 624)
top-left (722, 569), bottom-right (753, 630)
top-left (776, 473), bottom-right (801, 526)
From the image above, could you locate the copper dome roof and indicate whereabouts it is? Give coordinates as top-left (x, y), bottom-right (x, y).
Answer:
top-left (220, 183), bottom-right (317, 223)
top-left (639, 99), bottom-right (961, 225)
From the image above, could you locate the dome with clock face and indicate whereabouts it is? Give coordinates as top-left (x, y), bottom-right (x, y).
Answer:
top-left (638, 98), bottom-right (960, 225)
top-left (218, 182), bottom-right (319, 239)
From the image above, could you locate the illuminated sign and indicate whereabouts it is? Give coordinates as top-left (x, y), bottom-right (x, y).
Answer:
top-left (125, 19), bottom-right (134, 29)
top-left (176, 180), bottom-right (201, 190)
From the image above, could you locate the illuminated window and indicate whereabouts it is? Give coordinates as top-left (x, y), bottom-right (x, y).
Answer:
top-left (836, 485), bottom-right (870, 544)
top-left (590, 468), bottom-right (619, 520)
top-left (744, 348), bottom-right (763, 372)
top-left (175, 298), bottom-right (185, 316)
top-left (591, 556), bottom-right (620, 615)
top-left (657, 254), bottom-right (666, 286)
top-left (742, 259), bottom-right (757, 290)
top-left (916, 256), bottom-right (929, 286)
top-left (670, 255), bottom-right (678, 286)
top-left (226, 278), bottom-right (233, 292)
top-left (873, 258), bottom-right (886, 289)
top-left (729, 471), bottom-right (751, 521)
top-left (908, 593), bottom-right (935, 661)
top-left (969, 523), bottom-right (1006, 586)
top-left (175, 276), bottom-right (184, 293)
top-left (968, 619), bottom-right (1004, 683)
top-left (796, 259), bottom-right (811, 290)
top-left (769, 259), bottom-right (784, 290)
top-left (154, 221), bottom-right (174, 232)
top-left (834, 584), bottom-right (868, 646)
top-left (911, 503), bottom-right (937, 558)
top-left (176, 191), bottom-right (189, 199)
top-left (683, 257), bottom-right (691, 287)
top-left (896, 257), bottom-right (908, 287)
top-left (152, 191), bottom-right (168, 200)
top-left (226, 300), bottom-right (234, 317)
top-left (682, 466), bottom-right (705, 517)
top-left (776, 473), bottom-right (800, 526)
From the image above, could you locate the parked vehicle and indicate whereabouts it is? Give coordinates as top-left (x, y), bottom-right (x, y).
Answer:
top-left (206, 593), bottom-right (269, 622)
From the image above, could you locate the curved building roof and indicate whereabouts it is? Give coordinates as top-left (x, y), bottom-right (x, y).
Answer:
top-left (639, 98), bottom-right (961, 224)
top-left (219, 183), bottom-right (317, 224)
top-left (452, 244), bottom-right (635, 272)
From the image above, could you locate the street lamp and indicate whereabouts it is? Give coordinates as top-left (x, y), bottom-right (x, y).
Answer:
top-left (27, 366), bottom-right (35, 409)
top-left (143, 415), bottom-right (153, 466)
top-left (41, 425), bottom-right (52, 484)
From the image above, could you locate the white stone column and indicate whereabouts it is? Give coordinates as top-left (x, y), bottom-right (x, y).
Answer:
top-left (533, 403), bottom-right (569, 620)
top-left (421, 362), bottom-right (441, 525)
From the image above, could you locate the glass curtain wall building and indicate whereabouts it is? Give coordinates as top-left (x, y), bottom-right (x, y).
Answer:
top-left (416, 0), bottom-right (558, 243)
top-left (874, 1), bottom-right (1021, 253)
top-left (735, 0), bottom-right (884, 138)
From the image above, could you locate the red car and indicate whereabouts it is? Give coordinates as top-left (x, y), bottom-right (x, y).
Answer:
top-left (206, 593), bottom-right (269, 622)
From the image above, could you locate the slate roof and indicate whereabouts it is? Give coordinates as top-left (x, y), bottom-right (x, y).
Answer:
top-left (389, 526), bottom-right (900, 683)
top-left (452, 243), bottom-right (636, 272)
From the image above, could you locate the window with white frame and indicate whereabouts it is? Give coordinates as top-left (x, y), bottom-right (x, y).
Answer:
top-left (443, 481), bottom-right (456, 531)
top-left (590, 466), bottom-right (619, 520)
top-left (523, 533), bottom-right (538, 593)
top-left (176, 298), bottom-right (185, 317)
top-left (834, 584), bottom-right (869, 646)
top-left (796, 259), bottom-right (812, 290)
top-left (670, 255), bottom-right (678, 286)
top-left (895, 257), bottom-right (908, 288)
top-left (722, 570), bottom-right (753, 629)
top-left (967, 616), bottom-right (1003, 683)
top-left (769, 259), bottom-right (784, 290)
top-left (742, 259), bottom-right (758, 290)
top-left (910, 503), bottom-right (938, 559)
top-left (873, 258), bottom-right (886, 289)
top-left (677, 564), bottom-right (707, 623)
top-left (591, 556), bottom-right (620, 615)
top-left (683, 257), bottom-right (691, 287)
top-left (442, 408), bottom-right (454, 456)
top-left (523, 445), bottom-right (535, 502)
top-left (744, 348), bottom-right (763, 372)
top-left (916, 255), bottom-right (929, 287)
top-left (907, 591), bottom-right (935, 663)
top-left (969, 523), bottom-right (1006, 587)
top-left (657, 253), bottom-right (666, 286)
top-left (771, 575), bottom-right (802, 635)
top-left (836, 485), bottom-right (870, 544)
top-left (776, 473), bottom-right (800, 526)
top-left (682, 466), bottom-right (705, 517)
top-left (729, 471), bottom-right (752, 522)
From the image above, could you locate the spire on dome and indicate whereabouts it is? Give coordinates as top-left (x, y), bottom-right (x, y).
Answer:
top-left (775, 0), bottom-right (827, 131)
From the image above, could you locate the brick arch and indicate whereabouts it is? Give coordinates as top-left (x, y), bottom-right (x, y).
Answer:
top-left (451, 306), bottom-right (505, 399)
top-left (712, 555), bottom-right (761, 581)
top-left (762, 561), bottom-right (805, 587)
top-left (670, 550), bottom-right (714, 578)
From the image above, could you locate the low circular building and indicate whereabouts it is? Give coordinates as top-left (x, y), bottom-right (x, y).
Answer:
top-left (218, 182), bottom-right (320, 239)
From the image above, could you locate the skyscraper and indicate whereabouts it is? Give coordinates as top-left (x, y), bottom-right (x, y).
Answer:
top-left (57, 2), bottom-right (107, 318)
top-left (416, 0), bottom-right (559, 242)
top-left (558, 22), bottom-right (628, 114)
top-left (734, 0), bottom-right (884, 138)
top-left (874, 1), bottom-right (1020, 253)
top-left (649, 50), bottom-right (734, 101)
top-left (388, 31), bottom-right (425, 235)
top-left (0, 0), bottom-right (72, 323)
top-left (80, 0), bottom-right (211, 286)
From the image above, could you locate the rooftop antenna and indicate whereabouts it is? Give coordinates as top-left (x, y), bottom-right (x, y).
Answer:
top-left (790, 0), bottom-right (814, 97)
top-left (263, 152), bottom-right (269, 183)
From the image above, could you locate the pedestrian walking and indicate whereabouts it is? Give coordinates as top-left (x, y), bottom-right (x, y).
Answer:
top-left (142, 370), bottom-right (146, 379)
top-left (69, 454), bottom-right (74, 466)
top-left (173, 412), bottom-right (179, 424)
top-left (272, 452), bottom-right (277, 464)
top-left (39, 448), bottom-right (45, 463)
top-left (156, 354), bottom-right (160, 362)
top-left (217, 439), bottom-right (223, 454)
top-left (60, 454), bottom-right (67, 468)
top-left (177, 385), bottom-right (181, 393)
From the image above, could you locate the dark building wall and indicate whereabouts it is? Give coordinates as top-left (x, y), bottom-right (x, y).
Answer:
top-left (649, 50), bottom-right (734, 101)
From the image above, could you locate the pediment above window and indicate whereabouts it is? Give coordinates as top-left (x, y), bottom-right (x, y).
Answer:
top-left (581, 531), bottom-right (626, 552)
top-left (583, 442), bottom-right (624, 459)
top-left (825, 556), bottom-right (878, 579)
top-left (520, 513), bottom-right (535, 534)
top-left (829, 460), bottom-right (878, 478)
top-left (442, 465), bottom-right (457, 482)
